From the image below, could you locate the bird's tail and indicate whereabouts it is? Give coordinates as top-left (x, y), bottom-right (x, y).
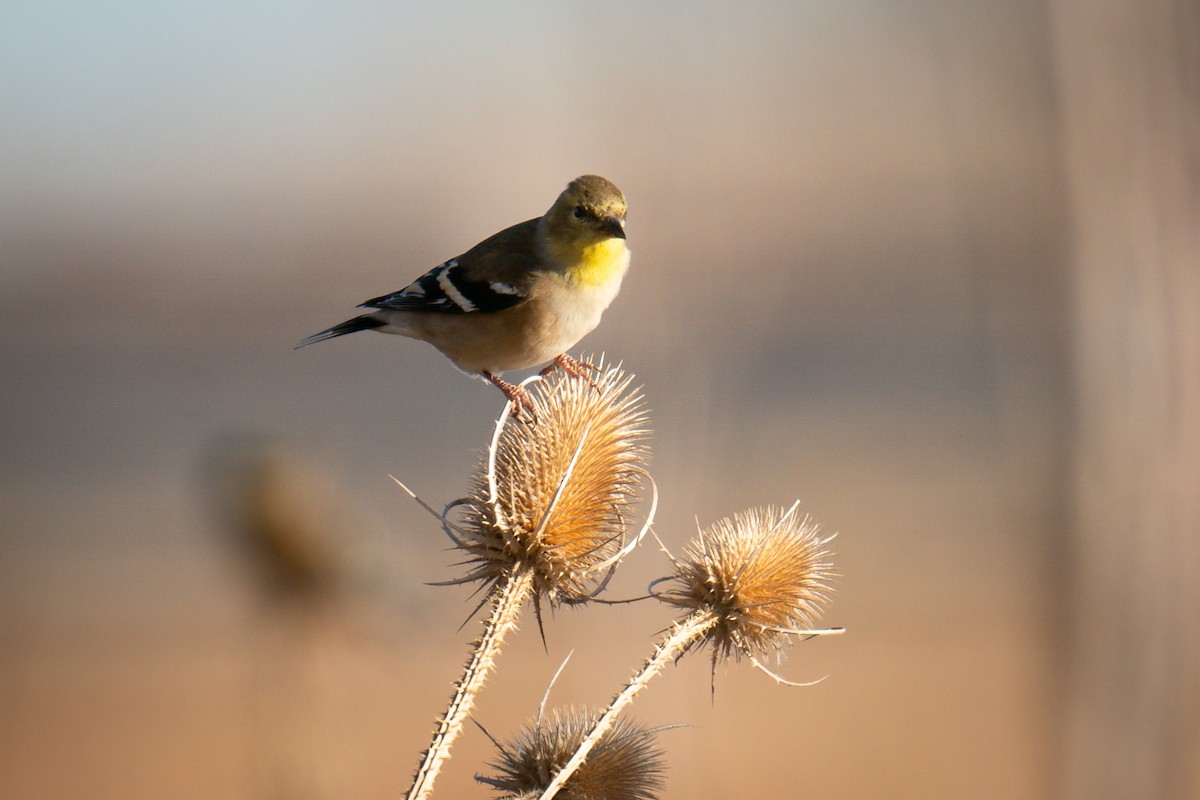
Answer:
top-left (294, 315), bottom-right (385, 349)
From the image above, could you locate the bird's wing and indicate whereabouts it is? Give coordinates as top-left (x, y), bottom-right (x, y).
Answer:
top-left (360, 219), bottom-right (541, 315)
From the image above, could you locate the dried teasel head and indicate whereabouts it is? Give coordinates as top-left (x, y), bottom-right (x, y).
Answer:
top-left (453, 360), bottom-right (652, 602)
top-left (659, 504), bottom-right (837, 665)
top-left (478, 707), bottom-right (666, 800)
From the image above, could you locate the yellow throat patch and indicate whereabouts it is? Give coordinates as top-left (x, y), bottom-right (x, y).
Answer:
top-left (569, 238), bottom-right (628, 287)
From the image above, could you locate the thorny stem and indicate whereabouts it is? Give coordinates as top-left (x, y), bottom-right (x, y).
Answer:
top-left (406, 568), bottom-right (534, 800)
top-left (535, 609), bottom-right (719, 800)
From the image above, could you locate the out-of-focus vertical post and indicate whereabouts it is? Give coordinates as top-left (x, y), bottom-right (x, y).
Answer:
top-left (1050, 1), bottom-right (1200, 797)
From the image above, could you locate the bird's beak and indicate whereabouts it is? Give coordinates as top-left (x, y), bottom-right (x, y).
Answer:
top-left (600, 215), bottom-right (626, 239)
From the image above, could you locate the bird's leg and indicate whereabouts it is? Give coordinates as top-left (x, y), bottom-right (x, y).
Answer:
top-left (484, 371), bottom-right (537, 423)
top-left (540, 354), bottom-right (600, 389)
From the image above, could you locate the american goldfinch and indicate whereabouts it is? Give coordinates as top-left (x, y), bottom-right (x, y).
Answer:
top-left (296, 175), bottom-right (629, 418)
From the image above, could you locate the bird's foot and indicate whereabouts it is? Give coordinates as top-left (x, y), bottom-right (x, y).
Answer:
top-left (541, 354), bottom-right (600, 389)
top-left (486, 372), bottom-right (538, 424)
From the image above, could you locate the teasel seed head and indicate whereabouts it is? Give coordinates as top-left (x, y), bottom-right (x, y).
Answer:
top-left (455, 360), bottom-right (652, 603)
top-left (659, 503), bottom-right (837, 664)
top-left (479, 707), bottom-right (666, 800)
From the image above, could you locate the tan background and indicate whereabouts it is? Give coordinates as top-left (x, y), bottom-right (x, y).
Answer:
top-left (3, 1), bottom-right (1195, 798)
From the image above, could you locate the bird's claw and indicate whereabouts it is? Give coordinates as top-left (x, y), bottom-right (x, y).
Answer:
top-left (486, 372), bottom-right (538, 424)
top-left (541, 354), bottom-right (601, 390)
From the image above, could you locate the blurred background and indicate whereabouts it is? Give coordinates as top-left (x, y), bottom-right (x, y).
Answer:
top-left (3, 1), bottom-right (1196, 798)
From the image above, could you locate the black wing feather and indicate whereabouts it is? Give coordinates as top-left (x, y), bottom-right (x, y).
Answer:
top-left (359, 260), bottom-right (526, 315)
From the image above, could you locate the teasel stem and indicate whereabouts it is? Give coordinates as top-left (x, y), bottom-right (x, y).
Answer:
top-left (399, 361), bottom-right (652, 798)
top-left (538, 503), bottom-right (842, 799)
top-left (406, 568), bottom-right (534, 800)
top-left (535, 609), bottom-right (718, 800)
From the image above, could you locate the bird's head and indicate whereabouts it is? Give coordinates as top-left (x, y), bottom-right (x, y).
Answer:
top-left (543, 174), bottom-right (628, 255)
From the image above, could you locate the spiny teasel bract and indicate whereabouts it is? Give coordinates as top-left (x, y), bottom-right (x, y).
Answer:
top-left (479, 707), bottom-right (665, 800)
top-left (660, 504), bottom-right (836, 663)
top-left (455, 359), bottom-right (652, 603)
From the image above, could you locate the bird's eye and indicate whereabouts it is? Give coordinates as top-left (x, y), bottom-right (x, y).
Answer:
top-left (573, 205), bottom-right (586, 220)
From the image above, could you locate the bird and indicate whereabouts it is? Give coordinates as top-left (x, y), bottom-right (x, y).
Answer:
top-left (296, 175), bottom-right (629, 419)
